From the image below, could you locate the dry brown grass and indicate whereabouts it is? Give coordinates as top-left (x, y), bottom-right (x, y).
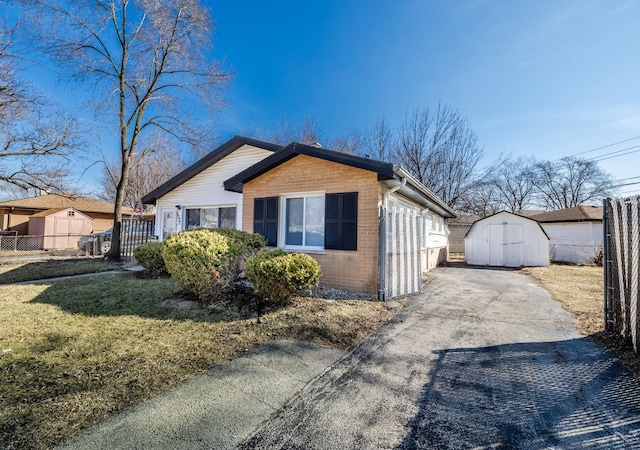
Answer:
top-left (0, 273), bottom-right (393, 449)
top-left (521, 264), bottom-right (603, 335)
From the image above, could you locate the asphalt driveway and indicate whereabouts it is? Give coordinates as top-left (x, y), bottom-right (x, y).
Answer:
top-left (241, 266), bottom-right (640, 449)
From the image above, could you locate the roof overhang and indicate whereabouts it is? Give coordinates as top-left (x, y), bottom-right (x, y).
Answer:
top-left (141, 135), bottom-right (282, 205)
top-left (224, 142), bottom-right (456, 219)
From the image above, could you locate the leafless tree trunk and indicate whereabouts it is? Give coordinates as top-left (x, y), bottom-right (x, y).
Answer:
top-left (328, 128), bottom-right (364, 155)
top-left (363, 117), bottom-right (394, 161)
top-left (490, 155), bottom-right (538, 213)
top-left (21, 0), bottom-right (230, 259)
top-left (533, 157), bottom-right (616, 209)
top-left (98, 134), bottom-right (185, 209)
top-left (394, 104), bottom-right (483, 209)
top-left (456, 179), bottom-right (502, 217)
top-left (0, 21), bottom-right (81, 196)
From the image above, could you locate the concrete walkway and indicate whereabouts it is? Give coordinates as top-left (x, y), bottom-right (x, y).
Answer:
top-left (13, 265), bottom-right (142, 285)
top-left (58, 341), bottom-right (346, 450)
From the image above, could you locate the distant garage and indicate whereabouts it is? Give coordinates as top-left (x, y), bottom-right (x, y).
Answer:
top-left (465, 211), bottom-right (549, 267)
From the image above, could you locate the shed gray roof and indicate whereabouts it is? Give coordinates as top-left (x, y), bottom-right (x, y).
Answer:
top-left (529, 205), bottom-right (603, 223)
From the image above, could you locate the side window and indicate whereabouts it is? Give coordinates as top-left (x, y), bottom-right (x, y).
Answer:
top-left (254, 197), bottom-right (278, 246)
top-left (325, 192), bottom-right (358, 251)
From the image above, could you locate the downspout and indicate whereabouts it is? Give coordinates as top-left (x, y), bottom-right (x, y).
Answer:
top-left (378, 177), bottom-right (406, 301)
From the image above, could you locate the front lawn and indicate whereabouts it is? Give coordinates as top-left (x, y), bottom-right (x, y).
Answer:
top-left (0, 259), bottom-right (121, 284)
top-left (0, 273), bottom-right (393, 449)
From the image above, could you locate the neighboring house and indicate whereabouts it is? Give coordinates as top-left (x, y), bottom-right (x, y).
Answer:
top-left (530, 205), bottom-right (603, 264)
top-left (28, 207), bottom-right (93, 249)
top-left (465, 211), bottom-right (549, 267)
top-left (141, 136), bottom-right (282, 240)
top-left (0, 193), bottom-right (129, 234)
top-left (448, 215), bottom-right (480, 254)
top-left (224, 142), bottom-right (456, 297)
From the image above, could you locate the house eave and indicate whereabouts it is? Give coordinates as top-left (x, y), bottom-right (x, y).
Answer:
top-left (141, 135), bottom-right (282, 205)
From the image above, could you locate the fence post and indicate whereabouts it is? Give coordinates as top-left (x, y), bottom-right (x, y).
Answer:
top-left (604, 198), bottom-right (614, 331)
top-left (378, 206), bottom-right (387, 301)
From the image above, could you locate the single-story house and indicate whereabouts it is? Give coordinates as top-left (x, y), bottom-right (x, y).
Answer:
top-left (0, 193), bottom-right (130, 234)
top-left (529, 205), bottom-right (602, 264)
top-left (224, 141), bottom-right (456, 297)
top-left (141, 136), bottom-right (283, 239)
top-left (465, 211), bottom-right (549, 267)
top-left (28, 207), bottom-right (93, 249)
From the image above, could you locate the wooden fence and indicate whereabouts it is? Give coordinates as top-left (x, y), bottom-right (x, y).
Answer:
top-left (604, 195), bottom-right (640, 351)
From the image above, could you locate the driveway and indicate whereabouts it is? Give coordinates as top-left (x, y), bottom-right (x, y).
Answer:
top-left (241, 266), bottom-right (640, 449)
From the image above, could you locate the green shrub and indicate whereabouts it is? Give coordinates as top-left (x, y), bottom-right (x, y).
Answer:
top-left (133, 242), bottom-right (168, 277)
top-left (213, 228), bottom-right (265, 253)
top-left (162, 228), bottom-right (255, 303)
top-left (246, 249), bottom-right (322, 304)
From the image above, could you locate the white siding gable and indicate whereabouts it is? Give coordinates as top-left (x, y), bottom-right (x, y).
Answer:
top-left (155, 144), bottom-right (273, 239)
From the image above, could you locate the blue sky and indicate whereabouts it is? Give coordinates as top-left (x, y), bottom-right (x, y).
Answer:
top-left (13, 0), bottom-right (640, 195)
top-left (209, 0), bottom-right (640, 194)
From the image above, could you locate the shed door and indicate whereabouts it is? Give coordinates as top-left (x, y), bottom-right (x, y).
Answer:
top-left (488, 223), bottom-right (524, 267)
top-left (504, 224), bottom-right (524, 267)
top-left (488, 224), bottom-right (504, 266)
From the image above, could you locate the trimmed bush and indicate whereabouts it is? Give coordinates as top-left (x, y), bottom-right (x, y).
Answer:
top-left (133, 242), bottom-right (167, 277)
top-left (162, 228), bottom-right (258, 303)
top-left (246, 249), bottom-right (322, 304)
top-left (213, 228), bottom-right (265, 253)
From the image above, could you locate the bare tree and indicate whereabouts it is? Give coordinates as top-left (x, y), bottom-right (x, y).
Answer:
top-left (255, 114), bottom-right (324, 146)
top-left (362, 117), bottom-right (393, 161)
top-left (328, 128), bottom-right (364, 155)
top-left (491, 155), bottom-right (538, 213)
top-left (98, 134), bottom-right (184, 209)
top-left (533, 156), bottom-right (616, 209)
top-left (394, 104), bottom-right (484, 209)
top-left (0, 21), bottom-right (80, 195)
top-left (21, 0), bottom-right (230, 259)
top-left (457, 179), bottom-right (502, 217)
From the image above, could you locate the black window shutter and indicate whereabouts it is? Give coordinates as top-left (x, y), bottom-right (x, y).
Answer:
top-left (254, 197), bottom-right (278, 246)
top-left (325, 192), bottom-right (357, 250)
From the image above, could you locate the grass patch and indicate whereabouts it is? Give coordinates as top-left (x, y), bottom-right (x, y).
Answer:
top-left (0, 259), bottom-right (121, 284)
top-left (521, 264), bottom-right (603, 335)
top-left (0, 273), bottom-right (393, 449)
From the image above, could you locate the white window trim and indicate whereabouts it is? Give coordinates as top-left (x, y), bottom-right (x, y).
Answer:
top-left (183, 204), bottom-right (237, 230)
top-left (279, 191), bottom-right (325, 252)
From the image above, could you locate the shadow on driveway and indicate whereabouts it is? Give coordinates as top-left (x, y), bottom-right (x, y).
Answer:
top-left (399, 339), bottom-right (640, 449)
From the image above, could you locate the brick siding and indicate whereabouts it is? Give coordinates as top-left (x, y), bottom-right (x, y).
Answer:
top-left (242, 155), bottom-right (383, 296)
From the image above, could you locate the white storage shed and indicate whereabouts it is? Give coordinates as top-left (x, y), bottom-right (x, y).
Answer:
top-left (465, 211), bottom-right (549, 267)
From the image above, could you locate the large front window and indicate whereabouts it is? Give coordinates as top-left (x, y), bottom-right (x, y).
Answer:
top-left (283, 195), bottom-right (325, 250)
top-left (186, 207), bottom-right (236, 230)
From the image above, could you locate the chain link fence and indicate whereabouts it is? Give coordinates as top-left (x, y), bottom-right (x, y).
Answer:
top-left (604, 195), bottom-right (640, 351)
top-left (0, 232), bottom-right (86, 254)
